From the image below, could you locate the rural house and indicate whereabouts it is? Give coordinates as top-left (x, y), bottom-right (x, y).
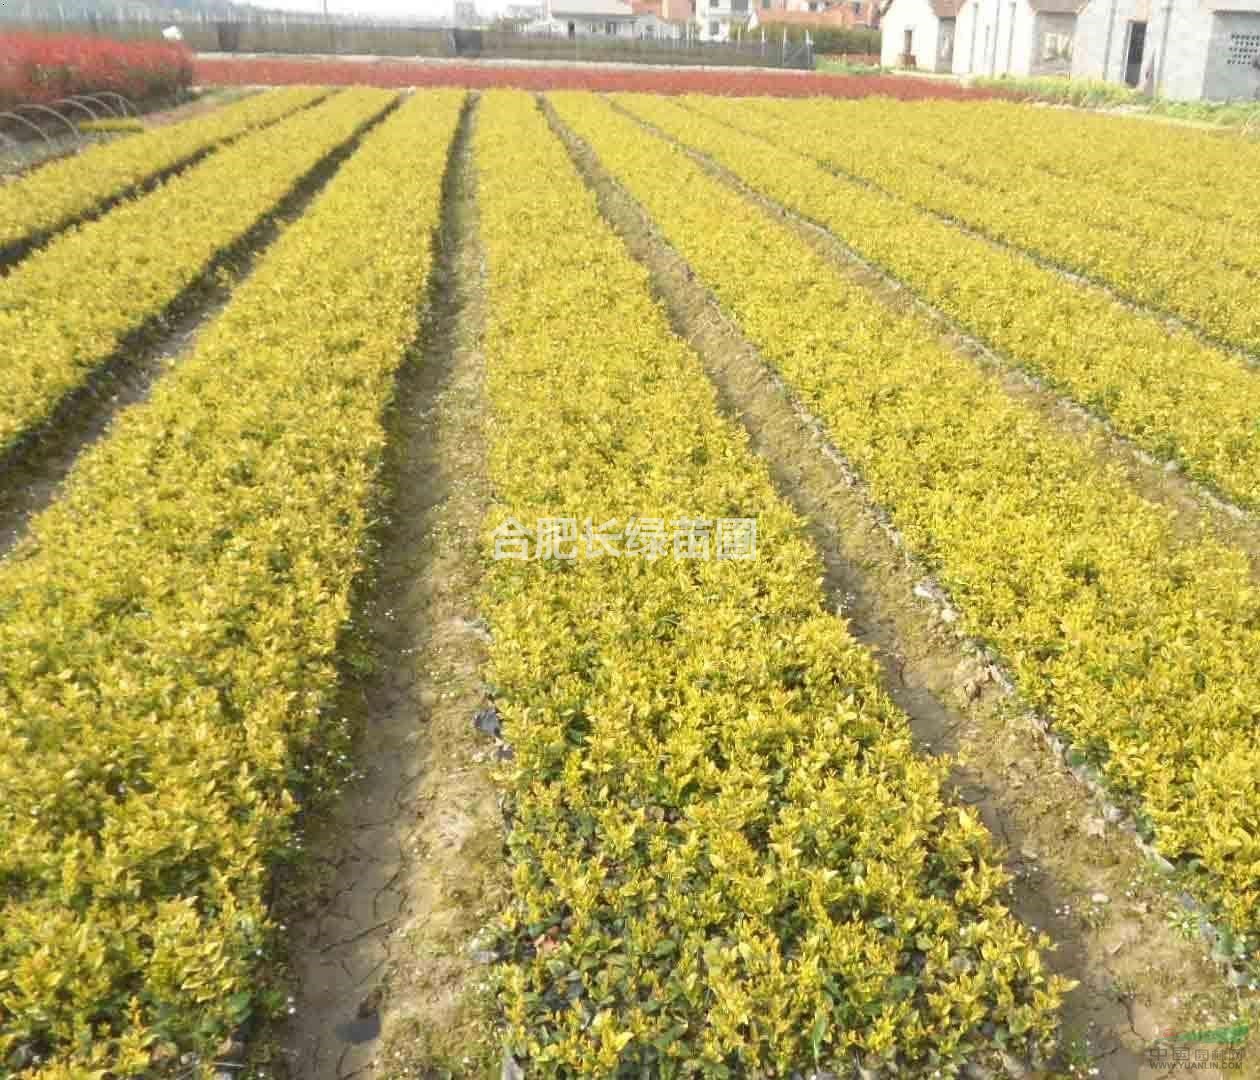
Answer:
top-left (1071, 0), bottom-right (1260, 98)
top-left (692, 0), bottom-right (752, 41)
top-left (879, 0), bottom-right (963, 70)
top-left (542, 0), bottom-right (643, 36)
top-left (644, 0), bottom-right (700, 34)
top-left (949, 0), bottom-right (1081, 75)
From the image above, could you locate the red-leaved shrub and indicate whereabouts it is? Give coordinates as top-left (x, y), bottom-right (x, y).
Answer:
top-left (0, 32), bottom-right (193, 110)
top-left (196, 55), bottom-right (1004, 100)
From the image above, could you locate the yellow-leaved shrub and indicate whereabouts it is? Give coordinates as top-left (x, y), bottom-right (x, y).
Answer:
top-left (478, 90), bottom-right (1069, 1078)
top-left (552, 90), bottom-right (1260, 970)
top-left (0, 86), bottom-right (325, 257)
top-left (625, 94), bottom-right (1260, 511)
top-left (0, 90), bottom-right (464, 1074)
top-left (0, 89), bottom-right (394, 456)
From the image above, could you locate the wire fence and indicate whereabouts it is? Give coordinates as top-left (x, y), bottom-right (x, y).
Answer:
top-left (0, 14), bottom-right (819, 68)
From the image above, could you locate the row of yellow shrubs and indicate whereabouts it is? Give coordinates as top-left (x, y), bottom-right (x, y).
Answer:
top-left (478, 90), bottom-right (1069, 1077)
top-left (0, 90), bottom-right (465, 1076)
top-left (640, 94), bottom-right (1260, 513)
top-left (0, 89), bottom-right (391, 456)
top-left (0, 87), bottom-right (324, 255)
top-left (737, 96), bottom-right (1260, 355)
top-left (552, 91), bottom-right (1260, 968)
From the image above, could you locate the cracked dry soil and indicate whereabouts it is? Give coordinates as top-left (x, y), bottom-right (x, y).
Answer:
top-left (273, 99), bottom-right (507, 1080)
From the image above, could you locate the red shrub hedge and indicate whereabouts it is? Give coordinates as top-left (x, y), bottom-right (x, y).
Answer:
top-left (195, 56), bottom-right (1002, 99)
top-left (0, 32), bottom-right (194, 110)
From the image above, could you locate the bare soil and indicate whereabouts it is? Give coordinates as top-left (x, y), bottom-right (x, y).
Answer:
top-left (268, 96), bottom-right (507, 1080)
top-left (545, 95), bottom-right (1259, 1080)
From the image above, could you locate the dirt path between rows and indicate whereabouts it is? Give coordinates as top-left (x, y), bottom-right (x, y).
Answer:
top-left (544, 96), bottom-right (1257, 1080)
top-left (271, 95), bottom-right (507, 1080)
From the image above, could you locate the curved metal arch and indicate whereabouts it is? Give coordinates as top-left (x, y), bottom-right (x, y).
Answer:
top-left (52, 97), bottom-right (101, 125)
top-left (0, 111), bottom-right (53, 147)
top-left (14, 104), bottom-right (81, 145)
top-left (93, 92), bottom-right (138, 117)
top-left (67, 95), bottom-right (112, 119)
top-left (72, 93), bottom-right (123, 118)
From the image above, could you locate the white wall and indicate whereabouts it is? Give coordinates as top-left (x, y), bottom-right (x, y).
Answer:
top-left (954, 0), bottom-right (979, 71)
top-left (1203, 10), bottom-right (1260, 98)
top-left (1070, 0), bottom-right (1118, 79)
top-left (881, 0), bottom-right (945, 68)
top-left (955, 0), bottom-right (1025, 73)
top-left (697, 0), bottom-right (747, 39)
top-left (1074, 0), bottom-right (1260, 99)
top-left (544, 13), bottom-right (639, 33)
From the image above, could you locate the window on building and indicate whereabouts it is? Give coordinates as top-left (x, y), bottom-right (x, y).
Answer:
top-left (606, 19), bottom-right (616, 31)
top-left (710, 18), bottom-right (720, 33)
top-left (852, 0), bottom-right (860, 13)
top-left (1042, 30), bottom-right (1071, 60)
top-left (1227, 32), bottom-right (1260, 65)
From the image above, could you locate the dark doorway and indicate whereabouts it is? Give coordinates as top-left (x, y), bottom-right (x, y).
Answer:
top-left (1124, 20), bottom-right (1147, 86)
top-left (568, 20), bottom-right (576, 37)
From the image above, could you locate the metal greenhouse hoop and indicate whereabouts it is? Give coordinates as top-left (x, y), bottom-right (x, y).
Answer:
top-left (93, 92), bottom-right (138, 116)
top-left (69, 94), bottom-right (119, 118)
top-left (0, 110), bottom-right (53, 147)
top-left (51, 97), bottom-right (100, 125)
top-left (13, 104), bottom-right (81, 145)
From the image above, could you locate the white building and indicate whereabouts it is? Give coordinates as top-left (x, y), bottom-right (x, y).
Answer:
top-left (695, 0), bottom-right (751, 40)
top-left (504, 1), bottom-right (546, 19)
top-left (879, 0), bottom-right (963, 70)
top-left (542, 0), bottom-right (642, 35)
top-left (1072, 0), bottom-right (1260, 98)
top-left (951, 0), bottom-right (1081, 75)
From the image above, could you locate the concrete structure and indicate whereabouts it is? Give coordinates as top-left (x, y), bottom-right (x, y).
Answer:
top-left (879, 0), bottom-right (963, 69)
top-left (1072, 0), bottom-right (1260, 98)
top-left (950, 0), bottom-right (1081, 75)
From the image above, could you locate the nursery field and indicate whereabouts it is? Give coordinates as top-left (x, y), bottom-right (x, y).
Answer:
top-left (0, 86), bottom-right (1257, 1079)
